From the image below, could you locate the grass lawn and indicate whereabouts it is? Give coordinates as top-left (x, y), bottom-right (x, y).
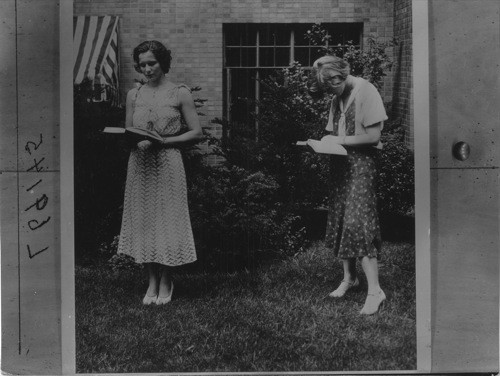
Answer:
top-left (76, 241), bottom-right (416, 373)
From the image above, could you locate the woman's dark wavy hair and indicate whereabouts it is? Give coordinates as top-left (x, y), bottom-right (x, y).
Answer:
top-left (133, 40), bottom-right (172, 74)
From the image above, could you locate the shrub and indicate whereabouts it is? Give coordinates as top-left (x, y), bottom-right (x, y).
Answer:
top-left (187, 161), bottom-right (307, 272)
top-left (377, 121), bottom-right (415, 216)
top-left (107, 254), bottom-right (142, 272)
top-left (212, 63), bottom-right (332, 210)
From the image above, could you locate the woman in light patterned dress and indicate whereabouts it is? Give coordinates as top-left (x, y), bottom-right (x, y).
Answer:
top-left (308, 56), bottom-right (388, 315)
top-left (117, 41), bottom-right (202, 305)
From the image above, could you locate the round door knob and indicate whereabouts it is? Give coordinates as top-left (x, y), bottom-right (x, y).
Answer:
top-left (452, 141), bottom-right (470, 161)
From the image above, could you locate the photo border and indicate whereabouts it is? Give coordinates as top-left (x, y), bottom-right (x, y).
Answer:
top-left (60, 1), bottom-right (431, 373)
top-left (412, 0), bottom-right (431, 372)
top-left (60, 0), bottom-right (75, 374)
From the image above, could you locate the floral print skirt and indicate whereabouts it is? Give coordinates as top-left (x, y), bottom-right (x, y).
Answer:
top-left (324, 148), bottom-right (381, 259)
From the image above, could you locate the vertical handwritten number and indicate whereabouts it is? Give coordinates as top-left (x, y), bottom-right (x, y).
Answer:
top-left (26, 157), bottom-right (46, 172)
top-left (25, 133), bottom-right (43, 155)
top-left (26, 179), bottom-right (43, 192)
top-left (28, 217), bottom-right (51, 231)
top-left (27, 245), bottom-right (49, 259)
top-left (23, 135), bottom-right (51, 260)
top-left (24, 194), bottom-right (49, 212)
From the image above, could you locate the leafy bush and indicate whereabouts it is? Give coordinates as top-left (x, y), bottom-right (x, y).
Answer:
top-left (187, 161), bottom-right (307, 272)
top-left (377, 121), bottom-right (415, 216)
top-left (211, 63), bottom-right (331, 210)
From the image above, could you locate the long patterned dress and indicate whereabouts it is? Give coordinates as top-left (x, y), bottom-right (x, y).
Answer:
top-left (324, 76), bottom-right (388, 259)
top-left (117, 83), bottom-right (197, 266)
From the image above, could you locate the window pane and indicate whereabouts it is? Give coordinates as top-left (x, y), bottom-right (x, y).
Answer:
top-left (224, 24), bottom-right (257, 46)
top-left (241, 47), bottom-right (257, 67)
top-left (259, 25), bottom-right (274, 46)
top-left (275, 47), bottom-right (290, 66)
top-left (259, 47), bottom-right (290, 67)
top-left (240, 24), bottom-right (258, 45)
top-left (225, 47), bottom-right (240, 67)
top-left (294, 47), bottom-right (310, 66)
top-left (274, 26), bottom-right (290, 46)
top-left (259, 47), bottom-right (274, 67)
top-left (258, 24), bottom-right (291, 46)
top-left (224, 25), bottom-right (240, 46)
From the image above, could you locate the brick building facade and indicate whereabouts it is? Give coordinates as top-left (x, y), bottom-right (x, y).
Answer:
top-left (74, 0), bottom-right (413, 156)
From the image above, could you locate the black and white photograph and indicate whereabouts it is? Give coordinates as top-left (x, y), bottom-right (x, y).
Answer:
top-left (0, 0), bottom-right (498, 375)
top-left (73, 1), bottom-right (417, 373)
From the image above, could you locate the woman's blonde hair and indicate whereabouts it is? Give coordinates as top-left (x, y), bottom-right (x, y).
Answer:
top-left (307, 55), bottom-right (350, 98)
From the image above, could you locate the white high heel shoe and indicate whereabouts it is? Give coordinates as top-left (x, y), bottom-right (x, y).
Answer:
top-left (360, 289), bottom-right (386, 315)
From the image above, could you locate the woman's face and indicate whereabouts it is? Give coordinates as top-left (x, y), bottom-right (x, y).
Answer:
top-left (137, 50), bottom-right (164, 82)
top-left (321, 69), bottom-right (346, 97)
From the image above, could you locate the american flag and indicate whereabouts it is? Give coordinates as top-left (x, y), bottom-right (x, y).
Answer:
top-left (73, 15), bottom-right (120, 107)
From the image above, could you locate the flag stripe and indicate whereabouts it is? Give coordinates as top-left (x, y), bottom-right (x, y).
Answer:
top-left (92, 16), bottom-right (115, 80)
top-left (83, 16), bottom-right (109, 81)
top-left (75, 16), bottom-right (98, 83)
top-left (73, 16), bottom-right (88, 81)
top-left (73, 15), bottom-right (120, 106)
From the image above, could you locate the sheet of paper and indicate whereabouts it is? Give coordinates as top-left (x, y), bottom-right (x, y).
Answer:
top-left (296, 137), bottom-right (348, 155)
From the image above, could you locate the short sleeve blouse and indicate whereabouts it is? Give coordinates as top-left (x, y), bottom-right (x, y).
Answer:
top-left (325, 76), bottom-right (388, 135)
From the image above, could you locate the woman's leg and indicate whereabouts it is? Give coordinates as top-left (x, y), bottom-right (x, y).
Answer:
top-left (343, 258), bottom-right (357, 282)
top-left (360, 256), bottom-right (380, 293)
top-left (157, 265), bottom-right (173, 304)
top-left (143, 263), bottom-right (159, 304)
top-left (360, 256), bottom-right (385, 314)
top-left (329, 258), bottom-right (359, 297)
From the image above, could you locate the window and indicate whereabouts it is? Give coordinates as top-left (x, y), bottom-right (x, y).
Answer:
top-left (223, 23), bottom-right (363, 128)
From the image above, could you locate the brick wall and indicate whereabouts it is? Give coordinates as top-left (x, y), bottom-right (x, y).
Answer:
top-left (74, 0), bottom-right (397, 161)
top-left (392, 0), bottom-right (413, 149)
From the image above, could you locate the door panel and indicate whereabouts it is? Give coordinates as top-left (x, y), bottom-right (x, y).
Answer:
top-left (429, 0), bottom-right (499, 169)
top-left (429, 0), bottom-right (499, 372)
top-left (430, 169), bottom-right (499, 372)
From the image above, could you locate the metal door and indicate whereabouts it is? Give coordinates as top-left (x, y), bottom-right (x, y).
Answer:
top-left (429, 0), bottom-right (499, 372)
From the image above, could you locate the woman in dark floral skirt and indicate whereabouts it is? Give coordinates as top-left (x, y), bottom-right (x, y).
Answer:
top-left (308, 55), bottom-right (388, 315)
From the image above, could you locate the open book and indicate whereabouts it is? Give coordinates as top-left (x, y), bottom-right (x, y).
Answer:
top-left (296, 135), bottom-right (348, 155)
top-left (102, 127), bottom-right (163, 142)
